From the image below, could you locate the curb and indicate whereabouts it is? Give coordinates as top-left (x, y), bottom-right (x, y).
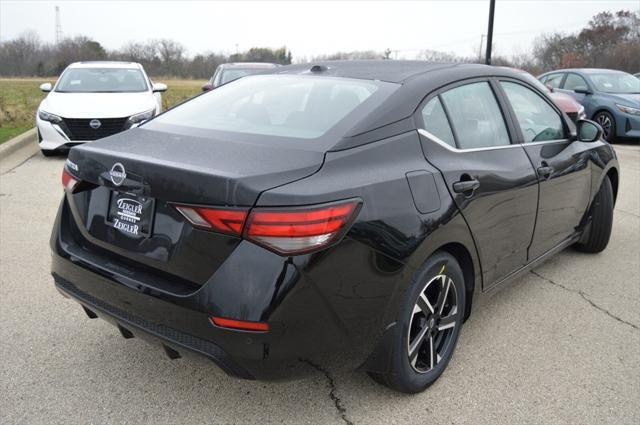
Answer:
top-left (0, 128), bottom-right (37, 158)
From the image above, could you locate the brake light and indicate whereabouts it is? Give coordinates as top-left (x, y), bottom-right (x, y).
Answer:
top-left (211, 316), bottom-right (269, 332)
top-left (244, 200), bottom-right (361, 255)
top-left (61, 168), bottom-right (78, 191)
top-left (174, 205), bottom-right (248, 236)
top-left (173, 199), bottom-right (361, 255)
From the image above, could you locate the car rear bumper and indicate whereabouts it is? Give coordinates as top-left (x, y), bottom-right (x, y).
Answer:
top-left (50, 197), bottom-right (397, 380)
top-left (53, 272), bottom-right (255, 379)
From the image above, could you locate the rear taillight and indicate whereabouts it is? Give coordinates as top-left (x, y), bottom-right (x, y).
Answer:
top-left (244, 200), bottom-right (361, 255)
top-left (174, 199), bottom-right (361, 255)
top-left (174, 205), bottom-right (248, 236)
top-left (61, 168), bottom-right (78, 191)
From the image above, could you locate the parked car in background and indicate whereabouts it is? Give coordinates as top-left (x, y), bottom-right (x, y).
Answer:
top-left (538, 68), bottom-right (640, 141)
top-left (36, 61), bottom-right (166, 156)
top-left (514, 69), bottom-right (586, 123)
top-left (53, 61), bottom-right (618, 394)
top-left (201, 62), bottom-right (278, 91)
top-left (634, 73), bottom-right (640, 79)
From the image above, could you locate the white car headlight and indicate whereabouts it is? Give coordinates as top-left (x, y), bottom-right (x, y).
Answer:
top-left (127, 109), bottom-right (155, 125)
top-left (38, 110), bottom-right (63, 124)
top-left (577, 105), bottom-right (586, 120)
top-left (616, 104), bottom-right (640, 116)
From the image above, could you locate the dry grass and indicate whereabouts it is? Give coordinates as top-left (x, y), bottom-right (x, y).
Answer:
top-left (0, 77), bottom-right (206, 143)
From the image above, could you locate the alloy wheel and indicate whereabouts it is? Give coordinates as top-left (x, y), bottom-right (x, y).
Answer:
top-left (407, 273), bottom-right (458, 373)
top-left (595, 113), bottom-right (613, 140)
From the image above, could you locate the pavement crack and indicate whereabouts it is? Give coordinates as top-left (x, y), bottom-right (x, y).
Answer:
top-left (302, 359), bottom-right (354, 425)
top-left (531, 270), bottom-right (639, 331)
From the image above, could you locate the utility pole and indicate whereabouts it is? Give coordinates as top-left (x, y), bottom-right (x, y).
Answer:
top-left (55, 5), bottom-right (62, 44)
top-left (485, 0), bottom-right (495, 65)
top-left (478, 34), bottom-right (485, 62)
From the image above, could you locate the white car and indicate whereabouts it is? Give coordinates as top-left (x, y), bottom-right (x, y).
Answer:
top-left (36, 61), bottom-right (166, 156)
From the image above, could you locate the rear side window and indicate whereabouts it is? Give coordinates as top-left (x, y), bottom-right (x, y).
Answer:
top-left (440, 82), bottom-right (510, 149)
top-left (150, 75), bottom-right (384, 139)
top-left (500, 81), bottom-right (565, 143)
top-left (421, 97), bottom-right (455, 147)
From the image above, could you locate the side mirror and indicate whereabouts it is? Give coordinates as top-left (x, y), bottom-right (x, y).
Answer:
top-left (576, 119), bottom-right (603, 142)
top-left (574, 86), bottom-right (592, 95)
top-left (152, 83), bottom-right (167, 92)
top-left (40, 83), bottom-right (52, 92)
top-left (545, 83), bottom-right (554, 93)
top-left (201, 83), bottom-right (213, 92)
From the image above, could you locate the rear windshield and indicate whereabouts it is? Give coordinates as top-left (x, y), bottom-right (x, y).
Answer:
top-left (150, 75), bottom-right (384, 139)
top-left (55, 68), bottom-right (148, 93)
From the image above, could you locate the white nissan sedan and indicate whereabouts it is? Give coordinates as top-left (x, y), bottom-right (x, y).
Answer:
top-left (36, 61), bottom-right (166, 156)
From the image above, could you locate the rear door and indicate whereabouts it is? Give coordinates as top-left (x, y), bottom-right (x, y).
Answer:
top-left (497, 79), bottom-right (592, 260)
top-left (417, 79), bottom-right (539, 289)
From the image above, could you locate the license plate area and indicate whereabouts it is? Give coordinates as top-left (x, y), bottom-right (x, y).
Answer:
top-left (106, 191), bottom-right (154, 238)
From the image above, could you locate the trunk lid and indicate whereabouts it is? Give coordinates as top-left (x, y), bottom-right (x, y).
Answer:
top-left (68, 127), bottom-right (325, 206)
top-left (63, 127), bottom-right (325, 289)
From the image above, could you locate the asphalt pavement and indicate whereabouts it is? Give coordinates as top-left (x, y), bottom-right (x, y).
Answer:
top-left (1, 143), bottom-right (638, 424)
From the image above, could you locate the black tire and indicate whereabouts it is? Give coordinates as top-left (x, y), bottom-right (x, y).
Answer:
top-left (576, 177), bottom-right (614, 253)
top-left (368, 251), bottom-right (466, 393)
top-left (594, 111), bottom-right (616, 142)
top-left (41, 149), bottom-right (58, 157)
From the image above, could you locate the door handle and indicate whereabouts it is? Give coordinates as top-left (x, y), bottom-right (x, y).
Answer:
top-left (537, 164), bottom-right (554, 180)
top-left (453, 178), bottom-right (480, 195)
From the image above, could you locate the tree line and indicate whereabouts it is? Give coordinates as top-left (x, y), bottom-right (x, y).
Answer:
top-left (0, 9), bottom-right (637, 78)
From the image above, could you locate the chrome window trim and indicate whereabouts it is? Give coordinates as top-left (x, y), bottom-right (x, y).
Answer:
top-left (418, 129), bottom-right (570, 152)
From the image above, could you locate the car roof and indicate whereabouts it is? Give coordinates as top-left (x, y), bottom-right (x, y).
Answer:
top-left (272, 60), bottom-right (463, 83)
top-left (68, 61), bottom-right (143, 69)
top-left (542, 68), bottom-right (628, 75)
top-left (219, 62), bottom-right (279, 69)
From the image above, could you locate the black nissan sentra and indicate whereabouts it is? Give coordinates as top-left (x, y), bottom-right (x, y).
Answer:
top-left (52, 61), bottom-right (619, 393)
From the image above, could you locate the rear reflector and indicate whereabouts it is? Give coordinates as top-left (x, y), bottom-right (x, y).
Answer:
top-left (173, 199), bottom-right (361, 255)
top-left (61, 168), bottom-right (78, 191)
top-left (244, 200), bottom-right (360, 255)
top-left (174, 205), bottom-right (248, 236)
top-left (211, 316), bottom-right (269, 332)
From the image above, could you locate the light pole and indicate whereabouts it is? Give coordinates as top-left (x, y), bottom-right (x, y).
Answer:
top-left (485, 0), bottom-right (495, 65)
top-left (479, 34), bottom-right (485, 62)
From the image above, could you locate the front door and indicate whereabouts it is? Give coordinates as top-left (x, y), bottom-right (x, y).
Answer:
top-left (417, 80), bottom-right (539, 289)
top-left (497, 79), bottom-right (592, 259)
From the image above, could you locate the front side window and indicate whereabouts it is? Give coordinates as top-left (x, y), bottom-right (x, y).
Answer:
top-left (440, 82), bottom-right (510, 149)
top-left (500, 81), bottom-right (565, 143)
top-left (150, 75), bottom-right (387, 139)
top-left (563, 74), bottom-right (589, 91)
top-left (420, 97), bottom-right (455, 147)
top-left (55, 68), bottom-right (148, 93)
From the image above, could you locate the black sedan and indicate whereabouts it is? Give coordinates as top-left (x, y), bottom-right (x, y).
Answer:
top-left (52, 61), bottom-right (619, 393)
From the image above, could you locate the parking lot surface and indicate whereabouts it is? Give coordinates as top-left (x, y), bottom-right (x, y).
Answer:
top-left (1, 144), bottom-right (638, 424)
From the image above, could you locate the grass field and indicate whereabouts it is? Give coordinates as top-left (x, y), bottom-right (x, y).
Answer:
top-left (0, 78), bottom-right (206, 144)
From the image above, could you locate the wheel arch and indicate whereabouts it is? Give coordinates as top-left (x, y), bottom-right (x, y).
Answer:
top-left (437, 242), bottom-right (475, 321)
top-left (606, 166), bottom-right (619, 205)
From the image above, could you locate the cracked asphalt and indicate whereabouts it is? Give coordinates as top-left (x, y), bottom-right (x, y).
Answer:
top-left (1, 143), bottom-right (638, 424)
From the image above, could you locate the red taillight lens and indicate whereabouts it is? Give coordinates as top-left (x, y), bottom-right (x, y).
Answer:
top-left (211, 316), bottom-right (269, 332)
top-left (244, 200), bottom-right (361, 255)
top-left (174, 205), bottom-right (248, 236)
top-left (61, 168), bottom-right (78, 191)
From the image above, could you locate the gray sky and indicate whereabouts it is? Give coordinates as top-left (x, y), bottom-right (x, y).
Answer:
top-left (1, 0), bottom-right (637, 60)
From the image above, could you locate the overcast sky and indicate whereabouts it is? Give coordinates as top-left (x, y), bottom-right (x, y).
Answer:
top-left (1, 0), bottom-right (637, 60)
